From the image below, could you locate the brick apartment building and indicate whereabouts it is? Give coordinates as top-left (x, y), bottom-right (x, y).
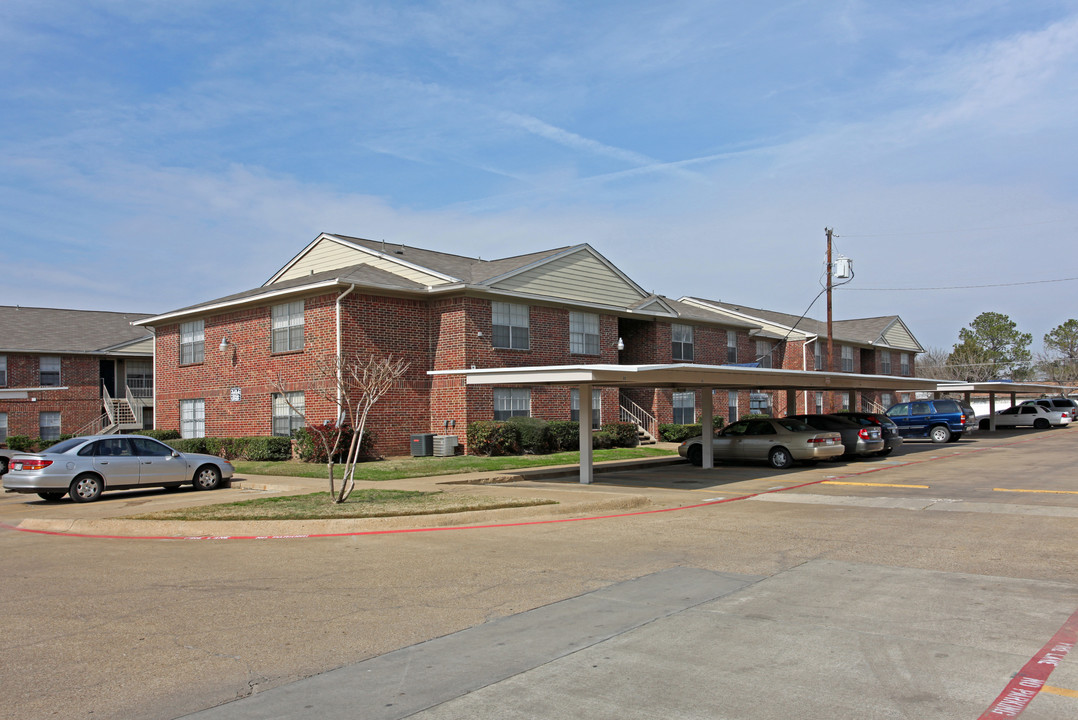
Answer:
top-left (136, 233), bottom-right (922, 455)
top-left (0, 307), bottom-right (155, 443)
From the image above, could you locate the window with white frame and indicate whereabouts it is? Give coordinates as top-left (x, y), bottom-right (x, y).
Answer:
top-left (39, 411), bottom-right (61, 441)
top-left (749, 392), bottom-right (772, 416)
top-left (492, 302), bottom-right (529, 350)
top-left (726, 331), bottom-right (738, 363)
top-left (727, 390), bottom-right (739, 422)
top-left (569, 312), bottom-right (600, 355)
top-left (838, 392), bottom-right (851, 410)
top-left (672, 391), bottom-right (695, 424)
top-left (0, 355), bottom-right (6, 386)
top-left (0, 412), bottom-right (7, 441)
top-left (272, 300), bottom-right (305, 353)
top-left (494, 388), bottom-right (530, 420)
top-left (839, 345), bottom-right (854, 372)
top-left (570, 388), bottom-right (602, 429)
top-left (272, 391), bottom-right (305, 437)
top-left (814, 342), bottom-right (823, 370)
top-left (671, 324), bottom-right (694, 361)
top-left (40, 356), bottom-right (60, 386)
top-left (900, 353), bottom-right (911, 376)
top-left (879, 351), bottom-right (892, 375)
top-left (881, 393), bottom-right (893, 409)
top-left (756, 340), bottom-right (773, 368)
top-left (180, 320), bottom-right (205, 365)
top-left (814, 392), bottom-right (824, 414)
top-left (179, 399), bottom-right (205, 439)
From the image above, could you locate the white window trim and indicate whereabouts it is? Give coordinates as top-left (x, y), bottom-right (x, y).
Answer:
top-left (180, 399), bottom-right (205, 439)
top-left (272, 300), bottom-right (305, 353)
top-left (272, 391), bottom-right (306, 437)
top-left (672, 391), bottom-right (695, 424)
top-left (39, 411), bottom-right (61, 441)
top-left (0, 355), bottom-right (7, 386)
top-left (492, 302), bottom-right (530, 351)
top-left (494, 388), bottom-right (531, 420)
top-left (571, 388), bottom-right (602, 428)
top-left (180, 320), bottom-right (205, 365)
top-left (40, 355), bottom-right (61, 387)
top-left (672, 324), bottom-right (694, 362)
top-left (726, 331), bottom-right (737, 363)
top-left (569, 312), bottom-right (600, 356)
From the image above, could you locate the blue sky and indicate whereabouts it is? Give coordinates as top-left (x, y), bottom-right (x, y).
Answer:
top-left (3, 1), bottom-right (1078, 353)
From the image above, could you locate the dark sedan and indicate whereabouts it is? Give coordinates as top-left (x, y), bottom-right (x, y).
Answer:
top-left (785, 414), bottom-right (885, 458)
top-left (836, 412), bottom-right (904, 456)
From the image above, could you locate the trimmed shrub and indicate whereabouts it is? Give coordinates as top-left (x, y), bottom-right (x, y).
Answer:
top-left (504, 416), bottom-right (553, 454)
top-left (166, 438), bottom-right (209, 454)
top-left (136, 429), bottom-right (181, 441)
top-left (5, 435), bottom-right (36, 453)
top-left (658, 423), bottom-right (702, 443)
top-left (591, 430), bottom-right (617, 449)
top-left (600, 421), bottom-right (638, 448)
top-left (239, 436), bottom-right (293, 461)
top-left (466, 421), bottom-right (521, 456)
top-left (547, 420), bottom-right (580, 451)
top-left (293, 423), bottom-right (375, 463)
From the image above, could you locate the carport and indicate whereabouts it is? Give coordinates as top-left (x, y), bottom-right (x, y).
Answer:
top-left (934, 381), bottom-right (1076, 431)
top-left (430, 363), bottom-right (937, 483)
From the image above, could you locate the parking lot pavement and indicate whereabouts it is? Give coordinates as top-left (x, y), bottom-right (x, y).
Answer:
top-left (2, 427), bottom-right (1078, 719)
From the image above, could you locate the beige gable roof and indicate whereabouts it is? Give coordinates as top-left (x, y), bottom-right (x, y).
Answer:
top-left (485, 246), bottom-right (649, 309)
top-left (0, 306), bottom-right (153, 354)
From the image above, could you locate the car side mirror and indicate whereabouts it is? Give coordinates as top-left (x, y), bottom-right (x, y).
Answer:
top-left (171, 451), bottom-right (180, 458)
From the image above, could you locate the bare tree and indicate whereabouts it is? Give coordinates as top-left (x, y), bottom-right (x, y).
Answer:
top-left (272, 354), bottom-right (410, 503)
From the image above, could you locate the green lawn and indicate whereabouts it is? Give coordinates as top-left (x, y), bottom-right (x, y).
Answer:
top-left (129, 488), bottom-right (558, 521)
top-left (233, 446), bottom-right (677, 481)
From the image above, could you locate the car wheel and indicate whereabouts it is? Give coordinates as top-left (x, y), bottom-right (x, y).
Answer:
top-left (192, 465), bottom-right (221, 491)
top-left (1033, 418), bottom-right (1050, 429)
top-left (929, 425), bottom-right (951, 443)
top-left (768, 447), bottom-right (794, 469)
top-left (37, 491), bottom-right (66, 501)
top-left (69, 474), bottom-right (103, 503)
top-left (686, 444), bottom-right (702, 467)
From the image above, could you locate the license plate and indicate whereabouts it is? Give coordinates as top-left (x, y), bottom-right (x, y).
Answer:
top-left (12, 463), bottom-right (22, 471)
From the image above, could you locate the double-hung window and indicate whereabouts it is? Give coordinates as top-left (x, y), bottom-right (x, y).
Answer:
top-left (180, 399), bottom-right (205, 439)
top-left (569, 312), bottom-right (600, 355)
top-left (492, 302), bottom-right (529, 350)
top-left (493, 388), bottom-right (530, 420)
top-left (814, 342), bottom-right (823, 370)
top-left (880, 351), bottom-right (892, 375)
top-left (671, 324), bottom-right (694, 361)
top-left (0, 412), bottom-right (7, 441)
top-left (672, 391), bottom-right (695, 424)
top-left (900, 353), bottom-right (911, 376)
top-left (180, 320), bottom-right (205, 365)
top-left (272, 300), bottom-right (305, 353)
top-left (40, 356), bottom-right (60, 386)
top-left (840, 345), bottom-right (855, 372)
top-left (726, 331), bottom-right (737, 363)
top-left (39, 412), bottom-right (61, 441)
top-left (570, 388), bottom-right (602, 428)
top-left (272, 391), bottom-right (305, 437)
top-left (0, 355), bottom-right (6, 386)
top-left (727, 390), bottom-right (739, 422)
top-left (756, 341), bottom-right (773, 369)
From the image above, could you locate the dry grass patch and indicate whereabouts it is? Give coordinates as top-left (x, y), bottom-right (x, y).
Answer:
top-left (127, 488), bottom-right (556, 521)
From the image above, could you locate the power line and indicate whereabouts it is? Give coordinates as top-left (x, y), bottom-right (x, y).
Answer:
top-left (845, 277), bottom-right (1078, 292)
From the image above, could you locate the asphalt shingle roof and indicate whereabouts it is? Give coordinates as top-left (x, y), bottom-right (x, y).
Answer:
top-left (683, 298), bottom-right (903, 345)
top-left (0, 306), bottom-right (153, 354)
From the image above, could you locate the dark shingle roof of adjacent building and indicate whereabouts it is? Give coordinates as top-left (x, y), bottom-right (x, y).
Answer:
top-left (0, 306), bottom-right (153, 354)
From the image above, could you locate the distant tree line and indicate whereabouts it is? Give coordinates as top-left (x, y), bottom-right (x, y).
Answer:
top-left (916, 312), bottom-right (1078, 385)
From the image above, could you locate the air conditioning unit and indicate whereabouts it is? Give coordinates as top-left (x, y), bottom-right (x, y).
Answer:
top-left (433, 435), bottom-right (458, 457)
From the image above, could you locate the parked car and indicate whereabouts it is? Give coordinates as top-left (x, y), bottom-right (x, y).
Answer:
top-left (2, 435), bottom-right (234, 502)
top-left (979, 404), bottom-right (1071, 430)
top-left (886, 399), bottom-right (974, 443)
top-left (0, 448), bottom-right (12, 476)
top-left (835, 412), bottom-right (904, 456)
top-left (678, 417), bottom-right (844, 469)
top-left (785, 414), bottom-right (885, 457)
top-left (1020, 397), bottom-right (1078, 420)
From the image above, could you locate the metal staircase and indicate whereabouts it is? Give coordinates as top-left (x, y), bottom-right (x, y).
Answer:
top-left (619, 393), bottom-right (658, 445)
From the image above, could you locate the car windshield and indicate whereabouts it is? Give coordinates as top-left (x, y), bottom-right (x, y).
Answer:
top-left (41, 437), bottom-right (87, 454)
top-left (776, 418), bottom-right (812, 432)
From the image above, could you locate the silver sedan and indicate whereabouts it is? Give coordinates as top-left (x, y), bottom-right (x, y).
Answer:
top-left (2, 435), bottom-right (234, 502)
top-left (678, 417), bottom-right (845, 469)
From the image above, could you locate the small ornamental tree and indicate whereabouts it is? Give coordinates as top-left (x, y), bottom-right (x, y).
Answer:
top-left (273, 353), bottom-right (409, 503)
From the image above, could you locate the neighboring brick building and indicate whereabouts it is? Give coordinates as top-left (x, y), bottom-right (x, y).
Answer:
top-left (137, 234), bottom-right (924, 455)
top-left (0, 307), bottom-right (155, 444)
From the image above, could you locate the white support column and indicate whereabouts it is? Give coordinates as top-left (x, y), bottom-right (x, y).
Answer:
top-left (989, 393), bottom-right (997, 431)
top-left (579, 385), bottom-right (593, 484)
top-left (701, 387), bottom-right (714, 469)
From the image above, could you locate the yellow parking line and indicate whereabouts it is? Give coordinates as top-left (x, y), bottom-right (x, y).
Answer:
top-left (1043, 685), bottom-right (1078, 699)
top-left (994, 488), bottom-right (1078, 495)
top-left (823, 481), bottom-right (929, 489)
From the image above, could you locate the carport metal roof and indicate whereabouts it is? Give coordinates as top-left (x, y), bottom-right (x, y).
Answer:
top-left (430, 363), bottom-right (943, 483)
top-left (934, 381), bottom-right (1076, 431)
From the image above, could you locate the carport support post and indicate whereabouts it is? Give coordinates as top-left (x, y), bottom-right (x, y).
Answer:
top-left (579, 385), bottom-right (593, 484)
top-left (701, 388), bottom-right (714, 469)
top-left (989, 393), bottom-right (997, 431)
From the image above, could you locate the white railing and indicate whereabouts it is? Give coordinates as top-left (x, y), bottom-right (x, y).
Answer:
top-left (74, 412), bottom-right (110, 437)
top-left (619, 393), bottom-right (657, 439)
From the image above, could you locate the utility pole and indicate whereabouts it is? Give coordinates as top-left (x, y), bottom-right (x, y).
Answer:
top-left (825, 227), bottom-right (834, 413)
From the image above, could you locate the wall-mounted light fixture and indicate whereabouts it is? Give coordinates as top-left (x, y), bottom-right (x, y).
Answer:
top-left (616, 337), bottom-right (625, 351)
top-left (219, 337), bottom-right (232, 353)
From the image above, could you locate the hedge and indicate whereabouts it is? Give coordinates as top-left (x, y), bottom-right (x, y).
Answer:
top-left (164, 436), bottom-right (292, 461)
top-left (293, 423), bottom-right (375, 463)
top-left (658, 423), bottom-right (703, 443)
top-left (2, 435), bottom-right (74, 453)
top-left (547, 420), bottom-right (580, 451)
top-left (504, 416), bottom-right (554, 454)
top-left (467, 421), bottom-right (522, 456)
top-left (600, 421), bottom-right (638, 448)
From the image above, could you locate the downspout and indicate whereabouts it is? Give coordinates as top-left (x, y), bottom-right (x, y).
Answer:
top-left (336, 285), bottom-right (356, 420)
top-left (803, 338), bottom-right (810, 413)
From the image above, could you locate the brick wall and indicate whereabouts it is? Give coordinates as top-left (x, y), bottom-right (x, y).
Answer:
top-left (0, 354), bottom-right (103, 439)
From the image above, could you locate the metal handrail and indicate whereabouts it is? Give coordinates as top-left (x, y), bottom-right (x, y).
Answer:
top-left (619, 393), bottom-right (657, 438)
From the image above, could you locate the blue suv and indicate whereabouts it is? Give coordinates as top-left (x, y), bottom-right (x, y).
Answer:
top-left (885, 399), bottom-right (975, 443)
